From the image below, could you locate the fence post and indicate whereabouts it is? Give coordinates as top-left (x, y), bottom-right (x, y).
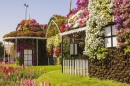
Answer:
top-left (83, 60), bottom-right (85, 76)
top-left (75, 59), bottom-right (77, 75)
top-left (67, 60), bottom-right (69, 74)
top-left (69, 59), bottom-right (71, 74)
top-left (78, 59), bottom-right (80, 75)
top-left (86, 60), bottom-right (88, 76)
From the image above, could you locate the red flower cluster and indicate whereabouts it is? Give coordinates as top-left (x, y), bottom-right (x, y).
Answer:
top-left (60, 24), bottom-right (66, 32)
top-left (47, 49), bottom-right (53, 57)
top-left (0, 66), bottom-right (15, 74)
top-left (54, 46), bottom-right (61, 57)
top-left (60, 24), bottom-right (70, 32)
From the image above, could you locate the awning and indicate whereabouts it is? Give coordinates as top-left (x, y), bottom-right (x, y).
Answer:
top-left (59, 26), bottom-right (86, 36)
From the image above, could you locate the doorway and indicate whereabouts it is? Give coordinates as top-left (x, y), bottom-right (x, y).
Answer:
top-left (24, 49), bottom-right (32, 66)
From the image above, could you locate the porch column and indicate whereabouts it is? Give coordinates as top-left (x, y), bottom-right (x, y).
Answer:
top-left (61, 36), bottom-right (63, 73)
top-left (36, 39), bottom-right (38, 66)
top-left (4, 41), bottom-right (5, 63)
top-left (8, 42), bottom-right (9, 64)
top-left (15, 39), bottom-right (17, 59)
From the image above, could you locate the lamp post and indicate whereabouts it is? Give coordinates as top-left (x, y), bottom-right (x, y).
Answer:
top-left (24, 3), bottom-right (29, 20)
top-left (69, 0), bottom-right (72, 12)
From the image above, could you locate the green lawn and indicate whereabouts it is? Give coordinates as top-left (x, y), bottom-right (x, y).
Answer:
top-left (26, 65), bottom-right (61, 72)
top-left (5, 64), bottom-right (61, 72)
top-left (37, 70), bottom-right (130, 86)
top-left (5, 64), bottom-right (130, 86)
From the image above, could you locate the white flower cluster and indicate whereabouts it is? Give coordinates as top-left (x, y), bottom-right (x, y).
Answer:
top-left (68, 8), bottom-right (88, 28)
top-left (46, 34), bottom-right (61, 49)
top-left (84, 0), bottom-right (114, 59)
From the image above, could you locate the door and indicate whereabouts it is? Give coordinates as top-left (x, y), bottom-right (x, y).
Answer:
top-left (24, 49), bottom-right (32, 66)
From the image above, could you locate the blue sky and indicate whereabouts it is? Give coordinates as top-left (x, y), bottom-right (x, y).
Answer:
top-left (0, 0), bottom-right (77, 42)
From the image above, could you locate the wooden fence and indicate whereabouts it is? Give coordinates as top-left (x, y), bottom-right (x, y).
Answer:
top-left (63, 59), bottom-right (88, 76)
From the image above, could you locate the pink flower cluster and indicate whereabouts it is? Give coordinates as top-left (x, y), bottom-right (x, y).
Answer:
top-left (20, 79), bottom-right (37, 86)
top-left (40, 81), bottom-right (62, 86)
top-left (66, 0), bottom-right (88, 18)
top-left (61, 0), bottom-right (89, 32)
top-left (16, 19), bottom-right (47, 32)
top-left (114, 0), bottom-right (130, 47)
top-left (0, 65), bottom-right (15, 74)
top-left (0, 64), bottom-right (47, 86)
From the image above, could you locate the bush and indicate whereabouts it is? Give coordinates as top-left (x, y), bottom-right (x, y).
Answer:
top-left (16, 57), bottom-right (24, 66)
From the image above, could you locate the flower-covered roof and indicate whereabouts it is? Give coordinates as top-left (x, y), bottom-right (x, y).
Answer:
top-left (60, 0), bottom-right (89, 33)
top-left (16, 19), bottom-right (47, 32)
top-left (3, 19), bottom-right (47, 38)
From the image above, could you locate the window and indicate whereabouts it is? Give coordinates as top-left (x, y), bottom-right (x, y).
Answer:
top-left (24, 49), bottom-right (32, 66)
top-left (104, 25), bottom-right (117, 48)
top-left (70, 44), bottom-right (77, 55)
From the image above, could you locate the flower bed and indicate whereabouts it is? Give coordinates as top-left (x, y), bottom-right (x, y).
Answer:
top-left (0, 64), bottom-right (45, 86)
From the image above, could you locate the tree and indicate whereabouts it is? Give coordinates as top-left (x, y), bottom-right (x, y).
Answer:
top-left (0, 41), bottom-right (4, 60)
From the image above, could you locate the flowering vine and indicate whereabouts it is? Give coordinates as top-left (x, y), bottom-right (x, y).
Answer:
top-left (46, 34), bottom-right (61, 57)
top-left (66, 0), bottom-right (88, 18)
top-left (15, 39), bottom-right (37, 65)
top-left (46, 34), bottom-right (61, 48)
top-left (84, 0), bottom-right (114, 59)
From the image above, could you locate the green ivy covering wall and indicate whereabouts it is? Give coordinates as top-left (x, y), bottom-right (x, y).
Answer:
top-left (89, 48), bottom-right (130, 84)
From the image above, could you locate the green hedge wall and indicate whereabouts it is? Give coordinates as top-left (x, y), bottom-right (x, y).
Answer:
top-left (38, 40), bottom-right (48, 65)
top-left (89, 48), bottom-right (130, 84)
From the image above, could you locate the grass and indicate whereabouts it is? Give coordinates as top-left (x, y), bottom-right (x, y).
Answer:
top-left (4, 64), bottom-right (130, 86)
top-left (37, 70), bottom-right (130, 86)
top-left (5, 64), bottom-right (61, 72)
top-left (26, 65), bottom-right (62, 72)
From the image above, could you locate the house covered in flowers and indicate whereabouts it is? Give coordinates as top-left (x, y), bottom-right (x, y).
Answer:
top-left (3, 18), bottom-right (48, 66)
top-left (59, 0), bottom-right (89, 74)
top-left (83, 0), bottom-right (130, 84)
top-left (61, 0), bottom-right (130, 84)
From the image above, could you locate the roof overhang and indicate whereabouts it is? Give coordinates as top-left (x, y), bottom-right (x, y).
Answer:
top-left (59, 26), bottom-right (86, 36)
top-left (3, 36), bottom-right (46, 42)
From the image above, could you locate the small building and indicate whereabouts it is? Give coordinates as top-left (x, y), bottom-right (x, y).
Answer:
top-left (3, 19), bottom-right (48, 66)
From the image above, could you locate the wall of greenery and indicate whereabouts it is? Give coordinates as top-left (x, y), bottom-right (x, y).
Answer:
top-left (46, 15), bottom-right (66, 65)
top-left (38, 40), bottom-right (48, 65)
top-left (62, 32), bottom-right (86, 59)
top-left (16, 39), bottom-right (37, 65)
top-left (89, 48), bottom-right (130, 84)
top-left (46, 15), bottom-right (66, 38)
